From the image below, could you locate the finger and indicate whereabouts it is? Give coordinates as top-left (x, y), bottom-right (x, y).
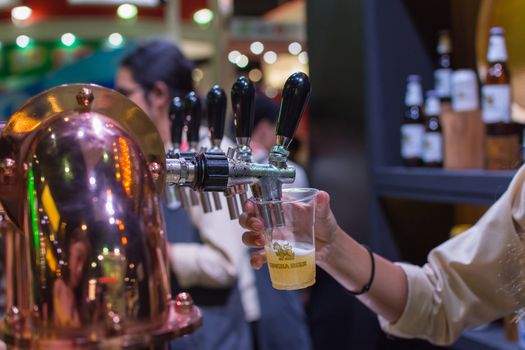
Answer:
top-left (239, 211), bottom-right (252, 229)
top-left (250, 250), bottom-right (267, 270)
top-left (316, 191), bottom-right (332, 220)
top-left (244, 199), bottom-right (256, 214)
top-left (242, 230), bottom-right (266, 248)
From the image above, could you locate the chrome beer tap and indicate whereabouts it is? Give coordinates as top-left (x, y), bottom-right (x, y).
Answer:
top-left (168, 96), bottom-right (191, 208)
top-left (185, 91), bottom-right (213, 212)
top-left (206, 85), bottom-right (228, 211)
top-left (230, 76), bottom-right (255, 212)
top-left (165, 72), bottom-right (311, 228)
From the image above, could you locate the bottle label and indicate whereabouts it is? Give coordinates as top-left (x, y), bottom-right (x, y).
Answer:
top-left (401, 124), bottom-right (425, 158)
top-left (435, 69), bottom-right (452, 98)
top-left (481, 84), bottom-right (511, 123)
top-left (452, 71), bottom-right (479, 112)
top-left (423, 132), bottom-right (443, 163)
top-left (405, 82), bottom-right (423, 106)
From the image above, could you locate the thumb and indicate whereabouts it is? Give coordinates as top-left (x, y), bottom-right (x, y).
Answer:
top-left (315, 191), bottom-right (332, 220)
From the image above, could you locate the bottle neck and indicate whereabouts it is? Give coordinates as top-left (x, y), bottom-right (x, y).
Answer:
top-left (425, 96), bottom-right (441, 116)
top-left (487, 35), bottom-right (508, 63)
top-left (405, 82), bottom-right (423, 106)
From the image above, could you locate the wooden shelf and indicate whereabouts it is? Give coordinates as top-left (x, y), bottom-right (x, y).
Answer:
top-left (373, 166), bottom-right (516, 205)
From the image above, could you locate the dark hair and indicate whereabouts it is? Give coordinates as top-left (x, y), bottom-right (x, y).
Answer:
top-left (120, 39), bottom-right (195, 98)
top-left (254, 94), bottom-right (279, 128)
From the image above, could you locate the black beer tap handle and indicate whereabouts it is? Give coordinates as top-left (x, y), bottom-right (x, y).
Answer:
top-left (185, 91), bottom-right (202, 145)
top-left (206, 85), bottom-right (227, 142)
top-left (231, 76), bottom-right (255, 139)
top-left (169, 96), bottom-right (185, 146)
top-left (276, 72), bottom-right (311, 147)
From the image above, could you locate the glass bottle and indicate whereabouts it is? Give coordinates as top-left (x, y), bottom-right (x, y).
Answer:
top-left (482, 27), bottom-right (522, 169)
top-left (423, 90), bottom-right (443, 167)
top-left (401, 75), bottom-right (425, 167)
top-left (434, 30), bottom-right (452, 103)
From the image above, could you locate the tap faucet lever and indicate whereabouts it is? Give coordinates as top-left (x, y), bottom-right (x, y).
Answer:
top-left (231, 76), bottom-right (255, 160)
top-left (272, 72), bottom-right (311, 158)
top-left (167, 96), bottom-right (190, 207)
top-left (169, 96), bottom-right (185, 152)
top-left (185, 91), bottom-right (203, 151)
top-left (207, 85), bottom-right (227, 150)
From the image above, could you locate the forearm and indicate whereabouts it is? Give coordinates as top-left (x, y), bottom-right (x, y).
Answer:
top-left (169, 243), bottom-right (237, 288)
top-left (317, 227), bottom-right (408, 322)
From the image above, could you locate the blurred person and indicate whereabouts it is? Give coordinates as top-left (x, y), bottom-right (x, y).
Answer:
top-left (116, 39), bottom-right (251, 350)
top-left (240, 165), bottom-right (525, 346)
top-left (116, 39), bottom-right (313, 350)
top-left (53, 227), bottom-right (90, 327)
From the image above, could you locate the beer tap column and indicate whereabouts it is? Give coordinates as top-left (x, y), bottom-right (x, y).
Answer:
top-left (231, 76), bottom-right (255, 212)
top-left (206, 85), bottom-right (227, 211)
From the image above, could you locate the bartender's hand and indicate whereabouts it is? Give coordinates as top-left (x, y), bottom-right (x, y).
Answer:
top-left (239, 190), bottom-right (339, 268)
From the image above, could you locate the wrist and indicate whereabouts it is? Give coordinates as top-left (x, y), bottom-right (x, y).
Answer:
top-left (316, 225), bottom-right (344, 267)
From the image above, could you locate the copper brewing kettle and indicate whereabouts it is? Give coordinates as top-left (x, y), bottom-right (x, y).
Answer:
top-left (0, 84), bottom-right (201, 349)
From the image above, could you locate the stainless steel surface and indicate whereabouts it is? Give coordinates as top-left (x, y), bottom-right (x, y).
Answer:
top-left (175, 186), bottom-right (191, 209)
top-left (0, 84), bottom-right (201, 348)
top-left (212, 192), bottom-right (223, 211)
top-left (189, 190), bottom-right (200, 206)
top-left (224, 189), bottom-right (240, 220)
top-left (199, 191), bottom-right (212, 213)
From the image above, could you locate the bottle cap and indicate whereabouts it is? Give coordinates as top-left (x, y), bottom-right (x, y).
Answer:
top-left (407, 75), bottom-right (421, 83)
top-left (489, 27), bottom-right (505, 36)
top-left (437, 30), bottom-right (452, 55)
top-left (451, 69), bottom-right (479, 112)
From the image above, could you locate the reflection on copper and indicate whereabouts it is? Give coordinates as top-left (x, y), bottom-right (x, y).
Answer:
top-left (0, 84), bottom-right (201, 348)
top-left (47, 95), bottom-right (62, 113)
top-left (118, 137), bottom-right (132, 197)
top-left (8, 111), bottom-right (40, 133)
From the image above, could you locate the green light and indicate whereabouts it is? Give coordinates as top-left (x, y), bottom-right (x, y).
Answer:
top-left (28, 166), bottom-right (40, 254)
top-left (193, 8), bottom-right (214, 25)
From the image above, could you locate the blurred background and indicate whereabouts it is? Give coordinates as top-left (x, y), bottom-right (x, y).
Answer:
top-left (0, 0), bottom-right (524, 349)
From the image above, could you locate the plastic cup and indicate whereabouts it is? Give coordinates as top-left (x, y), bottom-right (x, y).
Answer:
top-left (249, 188), bottom-right (318, 290)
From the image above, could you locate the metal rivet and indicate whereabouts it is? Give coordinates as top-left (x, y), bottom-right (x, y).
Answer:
top-left (76, 87), bottom-right (94, 107)
top-left (149, 162), bottom-right (162, 182)
top-left (175, 292), bottom-right (194, 314)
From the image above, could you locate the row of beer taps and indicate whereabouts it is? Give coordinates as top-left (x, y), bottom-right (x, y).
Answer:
top-left (164, 72), bottom-right (311, 228)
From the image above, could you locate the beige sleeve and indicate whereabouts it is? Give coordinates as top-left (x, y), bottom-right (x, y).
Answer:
top-left (169, 192), bottom-right (247, 289)
top-left (379, 165), bottom-right (525, 345)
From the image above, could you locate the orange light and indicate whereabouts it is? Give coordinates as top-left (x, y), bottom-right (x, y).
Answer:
top-left (121, 236), bottom-right (128, 245)
top-left (118, 137), bottom-right (132, 197)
